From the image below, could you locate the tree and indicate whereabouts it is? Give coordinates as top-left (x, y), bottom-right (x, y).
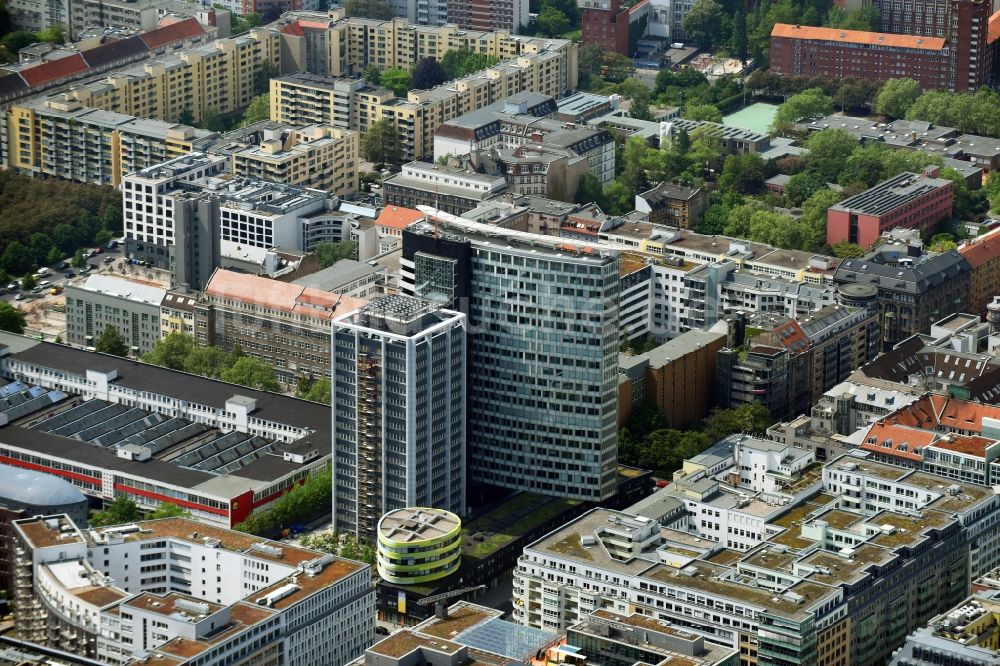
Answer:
top-left (21, 274), bottom-right (36, 291)
top-left (603, 180), bottom-right (635, 215)
top-left (361, 119), bottom-right (401, 165)
top-left (536, 6), bottom-right (570, 36)
top-left (72, 249), bottom-right (88, 270)
top-left (148, 503), bottom-right (190, 519)
top-left (675, 128), bottom-right (691, 156)
top-left (252, 61), bottom-right (279, 96)
top-left (805, 129), bottom-right (859, 182)
top-left (603, 52), bottom-right (635, 83)
top-left (702, 404), bottom-right (773, 442)
top-left (52, 223), bottom-right (78, 254)
top-left (0, 240), bottom-right (33, 275)
top-left (221, 357), bottom-right (281, 392)
top-left (236, 468), bottom-right (332, 536)
top-left (314, 240), bottom-right (358, 268)
top-left (941, 167), bottom-right (983, 220)
top-left (831, 241), bottom-right (865, 258)
top-left (771, 88), bottom-right (833, 134)
top-left (0, 302), bottom-right (26, 334)
top-left (225, 9), bottom-right (262, 34)
top-left (800, 187), bottom-right (844, 250)
top-left (28, 233), bottom-right (54, 264)
top-left (200, 108), bottom-right (227, 133)
top-left (784, 172), bottom-right (825, 206)
top-left (542, 0), bottom-right (580, 26)
top-left (578, 43), bottom-right (603, 83)
top-left (412, 57), bottom-right (447, 89)
top-left (379, 68), bottom-right (412, 97)
top-left (1, 31), bottom-right (40, 56)
top-left (732, 6), bottom-right (748, 62)
top-left (827, 4), bottom-right (880, 30)
top-left (178, 108), bottom-right (195, 126)
top-left (184, 345), bottom-right (232, 378)
top-left (364, 63), bottom-right (381, 85)
top-left (238, 93), bottom-right (270, 127)
top-left (96, 325), bottom-right (129, 357)
top-left (683, 103), bottom-right (723, 123)
top-left (440, 50), bottom-right (501, 79)
top-left (297, 377), bottom-right (331, 404)
top-left (574, 172), bottom-right (608, 209)
top-left (838, 145), bottom-right (885, 188)
top-left (718, 153), bottom-right (767, 195)
top-left (92, 496), bottom-right (141, 527)
top-left (630, 94), bottom-right (654, 121)
top-left (682, 0), bottom-right (724, 48)
top-left (875, 78), bottom-right (921, 119)
top-left (342, 0), bottom-right (395, 18)
top-left (929, 232), bottom-right (957, 252)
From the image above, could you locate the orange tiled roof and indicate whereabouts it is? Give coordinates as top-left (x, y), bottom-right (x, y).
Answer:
top-left (859, 421), bottom-right (936, 462)
top-left (140, 17), bottom-right (205, 50)
top-left (771, 23), bottom-right (946, 50)
top-left (989, 11), bottom-right (1000, 43)
top-left (959, 227), bottom-right (1000, 268)
top-left (204, 269), bottom-right (365, 320)
top-left (280, 21), bottom-right (306, 37)
top-left (376, 206), bottom-right (424, 230)
top-left (19, 53), bottom-right (88, 87)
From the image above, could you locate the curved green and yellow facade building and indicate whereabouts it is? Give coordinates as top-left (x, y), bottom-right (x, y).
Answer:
top-left (376, 508), bottom-right (462, 585)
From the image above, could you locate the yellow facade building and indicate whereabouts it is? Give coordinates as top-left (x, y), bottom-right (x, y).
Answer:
top-left (229, 124), bottom-right (359, 195)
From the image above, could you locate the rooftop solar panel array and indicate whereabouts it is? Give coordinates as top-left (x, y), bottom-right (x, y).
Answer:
top-left (27, 396), bottom-right (282, 475)
top-left (172, 431), bottom-right (276, 474)
top-left (0, 381), bottom-right (65, 423)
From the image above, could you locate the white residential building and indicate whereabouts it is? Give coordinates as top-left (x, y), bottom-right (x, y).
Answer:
top-left (12, 515), bottom-right (374, 666)
top-left (122, 152), bottom-right (227, 270)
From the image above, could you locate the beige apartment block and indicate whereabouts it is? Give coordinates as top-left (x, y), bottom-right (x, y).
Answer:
top-left (230, 124), bottom-right (359, 195)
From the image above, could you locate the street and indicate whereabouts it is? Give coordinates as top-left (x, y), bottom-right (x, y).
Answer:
top-left (2, 242), bottom-right (131, 341)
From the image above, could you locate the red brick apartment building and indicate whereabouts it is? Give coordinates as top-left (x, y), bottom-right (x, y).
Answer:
top-left (770, 24), bottom-right (950, 89)
top-left (826, 168), bottom-right (953, 247)
top-left (771, 1), bottom-right (1000, 92)
top-left (581, 0), bottom-right (649, 55)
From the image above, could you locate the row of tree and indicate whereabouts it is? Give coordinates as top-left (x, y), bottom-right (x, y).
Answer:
top-left (235, 467), bottom-right (331, 536)
top-left (875, 81), bottom-right (1000, 138)
top-left (299, 531), bottom-right (376, 564)
top-left (619, 403), bottom-right (773, 477)
top-left (679, 0), bottom-right (875, 66)
top-left (692, 123), bottom-right (981, 253)
top-left (0, 172), bottom-right (121, 277)
top-left (143, 332), bottom-right (281, 391)
top-left (91, 496), bottom-right (189, 527)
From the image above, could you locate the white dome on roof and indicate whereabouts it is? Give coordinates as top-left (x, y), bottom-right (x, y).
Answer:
top-left (0, 463), bottom-right (86, 508)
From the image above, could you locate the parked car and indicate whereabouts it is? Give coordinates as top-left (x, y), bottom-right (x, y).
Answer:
top-left (64, 271), bottom-right (75, 279)
top-left (14, 293), bottom-right (23, 301)
top-left (103, 256), bottom-right (114, 264)
top-left (375, 627), bottom-right (389, 636)
top-left (59, 262), bottom-right (70, 270)
top-left (6, 282), bottom-right (17, 290)
top-left (95, 247), bottom-right (104, 254)
top-left (105, 240), bottom-right (119, 249)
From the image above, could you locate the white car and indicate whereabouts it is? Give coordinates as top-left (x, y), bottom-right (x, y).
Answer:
top-left (6, 282), bottom-right (17, 290)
